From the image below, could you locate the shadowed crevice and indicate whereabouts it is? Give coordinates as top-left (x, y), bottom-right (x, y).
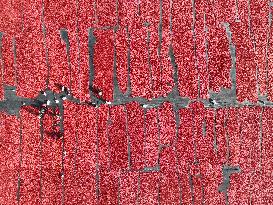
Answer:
top-left (218, 165), bottom-right (241, 205)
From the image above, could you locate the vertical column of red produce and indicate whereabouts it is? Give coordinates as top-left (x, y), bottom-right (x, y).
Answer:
top-left (16, 0), bottom-right (47, 98)
top-left (91, 0), bottom-right (118, 102)
top-left (99, 105), bottom-right (128, 204)
top-left (124, 1), bottom-right (153, 100)
top-left (215, 109), bottom-right (229, 165)
top-left (76, 0), bottom-right (95, 101)
top-left (0, 0), bottom-right (21, 99)
top-left (249, 0), bottom-right (270, 100)
top-left (0, 33), bottom-right (4, 100)
top-left (114, 24), bottom-right (130, 95)
top-left (229, 107), bottom-right (261, 204)
top-left (74, 104), bottom-right (97, 204)
top-left (1, 35), bottom-right (16, 87)
top-left (114, 1), bottom-right (130, 96)
top-left (19, 107), bottom-right (42, 204)
top-left (138, 172), bottom-right (160, 205)
top-left (97, 104), bottom-right (120, 204)
top-left (215, 108), bottom-right (231, 203)
top-left (97, 104), bottom-right (110, 171)
top-left (226, 108), bottom-right (243, 204)
top-left (267, 5), bottom-right (273, 101)
top-left (96, 0), bottom-right (118, 28)
top-left (0, 0), bottom-right (4, 99)
top-left (41, 107), bottom-right (62, 204)
top-left (98, 169), bottom-right (119, 204)
top-left (159, 0), bottom-right (174, 97)
top-left (206, 0), bottom-right (233, 96)
top-left (66, 12), bottom-right (82, 101)
top-left (226, 108), bottom-right (242, 168)
top-left (188, 102), bottom-right (206, 205)
top-left (108, 106), bottom-right (128, 172)
top-left (159, 147), bottom-right (181, 204)
top-left (158, 102), bottom-right (176, 146)
top-left (192, 0), bottom-right (209, 99)
top-left (0, 0), bottom-right (8, 32)
top-left (260, 107), bottom-right (273, 204)
top-left (228, 0), bottom-right (258, 103)
top-left (0, 113), bottom-right (20, 205)
top-left (172, 0), bottom-right (198, 100)
top-left (92, 29), bottom-right (115, 102)
top-left (184, 104), bottom-right (227, 205)
top-left (189, 102), bottom-right (206, 162)
top-left (198, 108), bottom-right (226, 204)
top-left (43, 0), bottom-right (78, 94)
top-left (144, 108), bottom-right (161, 168)
top-left (118, 2), bottom-right (145, 98)
top-left (119, 171), bottom-right (139, 204)
top-left (176, 108), bottom-right (195, 204)
top-left (225, 108), bottom-right (245, 205)
top-left (126, 102), bottom-right (146, 171)
top-left (62, 101), bottom-right (78, 205)
top-left (1, 31), bottom-right (14, 88)
top-left (130, 23), bottom-right (153, 99)
top-left (0, 0), bottom-right (22, 89)
top-left (140, 0), bottom-right (174, 98)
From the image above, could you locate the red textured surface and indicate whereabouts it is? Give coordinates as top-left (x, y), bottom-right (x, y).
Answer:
top-left (19, 108), bottom-right (42, 204)
top-left (41, 108), bottom-right (63, 204)
top-left (139, 172), bottom-right (160, 205)
top-left (74, 104), bottom-right (97, 204)
top-left (159, 147), bottom-right (180, 204)
top-left (1, 34), bottom-right (16, 87)
top-left (119, 171), bottom-right (138, 204)
top-left (172, 0), bottom-right (198, 99)
top-left (232, 2), bottom-right (258, 103)
top-left (126, 102), bottom-right (146, 171)
top-left (0, 113), bottom-right (19, 205)
top-left (93, 29), bottom-right (114, 101)
top-left (16, 0), bottom-right (46, 98)
top-left (1, 0), bottom-right (273, 204)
